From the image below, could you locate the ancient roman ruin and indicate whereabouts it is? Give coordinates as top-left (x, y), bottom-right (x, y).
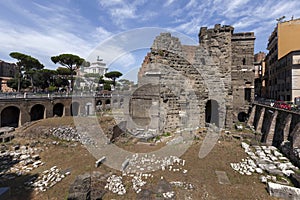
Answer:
top-left (129, 24), bottom-right (255, 133)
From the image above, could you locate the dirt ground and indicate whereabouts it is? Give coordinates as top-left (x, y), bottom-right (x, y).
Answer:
top-left (1, 116), bottom-right (279, 200)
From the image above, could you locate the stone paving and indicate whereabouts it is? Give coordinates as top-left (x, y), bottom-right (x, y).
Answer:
top-left (0, 144), bottom-right (44, 182)
top-left (231, 142), bottom-right (300, 198)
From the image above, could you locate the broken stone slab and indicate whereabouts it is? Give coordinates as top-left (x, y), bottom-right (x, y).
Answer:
top-left (235, 124), bottom-right (243, 130)
top-left (241, 142), bottom-right (250, 150)
top-left (95, 156), bottom-right (106, 168)
top-left (215, 171), bottom-right (230, 184)
top-left (260, 175), bottom-right (267, 183)
top-left (266, 168), bottom-right (284, 176)
top-left (121, 159), bottom-right (130, 171)
top-left (0, 127), bottom-right (15, 134)
top-left (267, 182), bottom-right (300, 200)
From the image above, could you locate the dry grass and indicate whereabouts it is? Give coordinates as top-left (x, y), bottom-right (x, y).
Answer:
top-left (3, 117), bottom-right (279, 200)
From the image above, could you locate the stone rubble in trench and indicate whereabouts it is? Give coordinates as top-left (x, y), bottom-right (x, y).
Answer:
top-left (0, 143), bottom-right (71, 193)
top-left (0, 144), bottom-right (44, 181)
top-left (48, 126), bottom-right (96, 145)
top-left (230, 142), bottom-right (298, 184)
top-left (24, 166), bottom-right (71, 192)
top-left (105, 154), bottom-right (194, 196)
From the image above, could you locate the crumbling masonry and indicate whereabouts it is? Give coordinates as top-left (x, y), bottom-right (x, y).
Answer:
top-left (130, 24), bottom-right (255, 133)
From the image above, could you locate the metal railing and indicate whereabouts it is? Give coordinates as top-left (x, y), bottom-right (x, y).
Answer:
top-left (0, 92), bottom-right (112, 99)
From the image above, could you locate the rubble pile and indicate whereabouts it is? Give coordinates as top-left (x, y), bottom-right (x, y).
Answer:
top-left (131, 173), bottom-right (147, 193)
top-left (231, 142), bottom-right (299, 185)
top-left (163, 191), bottom-right (175, 199)
top-left (0, 144), bottom-right (43, 181)
top-left (103, 154), bottom-right (191, 197)
top-left (24, 166), bottom-right (71, 192)
top-left (48, 126), bottom-right (95, 145)
top-left (126, 154), bottom-right (187, 173)
top-left (170, 181), bottom-right (195, 190)
top-left (104, 174), bottom-right (126, 195)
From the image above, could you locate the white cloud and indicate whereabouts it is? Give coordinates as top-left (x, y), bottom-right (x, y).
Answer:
top-left (164, 0), bottom-right (176, 7)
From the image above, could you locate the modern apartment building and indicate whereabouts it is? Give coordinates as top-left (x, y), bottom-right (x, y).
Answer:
top-left (265, 18), bottom-right (300, 101)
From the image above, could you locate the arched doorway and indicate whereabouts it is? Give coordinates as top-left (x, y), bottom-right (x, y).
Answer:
top-left (1, 106), bottom-right (20, 127)
top-left (71, 102), bottom-right (80, 116)
top-left (205, 99), bottom-right (219, 127)
top-left (105, 99), bottom-right (111, 105)
top-left (30, 104), bottom-right (45, 121)
top-left (238, 111), bottom-right (248, 122)
top-left (53, 103), bottom-right (64, 117)
top-left (96, 100), bottom-right (102, 106)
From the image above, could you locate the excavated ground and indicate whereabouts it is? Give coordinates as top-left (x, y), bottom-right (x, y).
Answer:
top-left (0, 116), bottom-right (278, 200)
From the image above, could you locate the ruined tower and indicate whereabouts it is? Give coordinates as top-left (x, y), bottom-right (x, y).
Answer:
top-left (131, 24), bottom-right (255, 133)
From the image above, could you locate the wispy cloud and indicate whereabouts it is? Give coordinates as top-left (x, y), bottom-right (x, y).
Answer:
top-left (164, 0), bottom-right (176, 7)
top-left (1, 0), bottom-right (300, 76)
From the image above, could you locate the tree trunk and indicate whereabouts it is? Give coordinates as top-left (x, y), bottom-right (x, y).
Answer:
top-left (17, 67), bottom-right (21, 92)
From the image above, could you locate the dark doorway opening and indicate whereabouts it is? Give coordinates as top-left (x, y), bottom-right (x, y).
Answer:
top-left (238, 111), bottom-right (248, 122)
top-left (30, 104), bottom-right (45, 121)
top-left (1, 106), bottom-right (20, 127)
top-left (71, 102), bottom-right (80, 116)
top-left (53, 103), bottom-right (64, 117)
top-left (205, 100), bottom-right (219, 127)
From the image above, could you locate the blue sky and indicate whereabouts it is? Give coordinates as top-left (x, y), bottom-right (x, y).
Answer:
top-left (1, 0), bottom-right (299, 81)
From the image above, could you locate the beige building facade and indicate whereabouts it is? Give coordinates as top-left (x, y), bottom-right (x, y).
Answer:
top-left (265, 18), bottom-right (300, 101)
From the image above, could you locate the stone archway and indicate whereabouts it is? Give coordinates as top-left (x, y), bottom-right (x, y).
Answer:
top-left (53, 103), bottom-right (64, 117)
top-left (238, 111), bottom-right (248, 122)
top-left (205, 99), bottom-right (219, 127)
top-left (1, 106), bottom-right (20, 127)
top-left (30, 104), bottom-right (45, 121)
top-left (71, 102), bottom-right (80, 116)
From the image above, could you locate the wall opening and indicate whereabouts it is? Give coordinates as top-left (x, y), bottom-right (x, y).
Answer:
top-left (96, 100), bottom-right (102, 106)
top-left (205, 99), bottom-right (219, 127)
top-left (238, 111), bottom-right (247, 122)
top-left (71, 102), bottom-right (80, 116)
top-left (30, 104), bottom-right (45, 121)
top-left (85, 102), bottom-right (92, 115)
top-left (53, 103), bottom-right (64, 117)
top-left (243, 58), bottom-right (246, 65)
top-left (244, 88), bottom-right (251, 102)
top-left (1, 106), bottom-right (20, 127)
top-left (105, 99), bottom-right (111, 105)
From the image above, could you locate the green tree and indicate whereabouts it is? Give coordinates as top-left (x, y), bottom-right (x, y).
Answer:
top-left (56, 67), bottom-right (74, 76)
top-left (9, 52), bottom-right (44, 92)
top-left (7, 78), bottom-right (30, 91)
top-left (104, 71), bottom-right (123, 86)
top-left (32, 69), bottom-right (57, 91)
top-left (51, 54), bottom-right (84, 91)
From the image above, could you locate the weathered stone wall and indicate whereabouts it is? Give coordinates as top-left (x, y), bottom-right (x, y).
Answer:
top-left (135, 33), bottom-right (208, 132)
top-left (134, 24), bottom-right (255, 132)
top-left (198, 24), bottom-right (234, 128)
top-left (231, 32), bottom-right (256, 121)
